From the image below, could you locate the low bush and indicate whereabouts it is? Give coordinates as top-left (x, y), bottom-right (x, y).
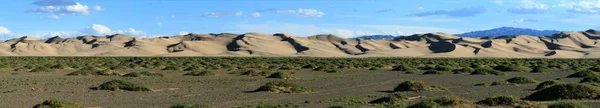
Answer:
top-left (33, 99), bottom-right (84, 108)
top-left (122, 71), bottom-right (164, 77)
top-left (452, 67), bottom-right (474, 74)
top-left (30, 66), bottom-right (52, 72)
top-left (170, 103), bottom-right (210, 108)
top-left (432, 96), bottom-right (473, 106)
top-left (494, 65), bottom-right (531, 72)
top-left (163, 66), bottom-right (181, 71)
top-left (506, 77), bottom-right (538, 84)
top-left (407, 99), bottom-right (440, 108)
top-left (434, 65), bottom-right (453, 71)
top-left (393, 81), bottom-right (446, 92)
top-left (567, 70), bottom-right (598, 78)
top-left (254, 81), bottom-right (312, 93)
top-left (535, 80), bottom-right (562, 90)
top-left (525, 83), bottom-right (600, 101)
top-left (422, 70), bottom-right (443, 75)
top-left (392, 64), bottom-right (418, 72)
top-left (184, 71), bottom-right (215, 76)
top-left (580, 76), bottom-right (600, 83)
top-left (241, 69), bottom-right (272, 76)
top-left (96, 79), bottom-right (151, 91)
top-left (471, 67), bottom-right (506, 76)
top-left (266, 72), bottom-right (296, 79)
top-left (369, 93), bottom-right (408, 104)
top-left (548, 101), bottom-right (591, 108)
top-left (530, 66), bottom-right (551, 73)
top-left (476, 96), bottom-right (521, 106)
top-left (66, 67), bottom-right (120, 76)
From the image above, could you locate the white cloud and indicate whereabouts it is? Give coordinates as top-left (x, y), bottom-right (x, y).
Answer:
top-left (554, 0), bottom-right (600, 14)
top-left (512, 18), bottom-right (538, 23)
top-left (494, 0), bottom-right (503, 5)
top-left (48, 15), bottom-right (60, 19)
top-left (259, 9), bottom-right (325, 17)
top-left (202, 11), bottom-right (243, 17)
top-left (93, 5), bottom-right (103, 11)
top-left (80, 24), bottom-right (146, 36)
top-left (0, 26), bottom-right (11, 34)
top-left (178, 31), bottom-right (190, 35)
top-left (417, 7), bottom-right (426, 10)
top-left (507, 3), bottom-right (548, 14)
top-left (230, 23), bottom-right (460, 38)
top-left (26, 2), bottom-right (102, 17)
top-left (250, 12), bottom-right (262, 17)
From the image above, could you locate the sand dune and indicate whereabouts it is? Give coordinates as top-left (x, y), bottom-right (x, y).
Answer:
top-left (3, 30), bottom-right (600, 58)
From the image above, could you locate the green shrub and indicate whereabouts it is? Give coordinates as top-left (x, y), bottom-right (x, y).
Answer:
top-left (535, 80), bottom-right (562, 90)
top-left (49, 64), bottom-right (69, 69)
top-left (452, 67), bottom-right (474, 74)
top-left (432, 96), bottom-right (472, 106)
top-left (66, 68), bottom-right (120, 76)
top-left (30, 66), bottom-right (52, 72)
top-left (33, 99), bottom-right (84, 108)
top-left (433, 65), bottom-right (453, 71)
top-left (235, 104), bottom-right (290, 108)
top-left (548, 101), bottom-right (591, 108)
top-left (506, 77), bottom-right (538, 84)
top-left (254, 81), bottom-right (312, 93)
top-left (325, 69), bottom-right (341, 73)
top-left (494, 65), bottom-right (531, 72)
top-left (369, 93), bottom-right (408, 104)
top-left (241, 69), bottom-right (272, 76)
top-left (471, 67), bottom-right (506, 76)
top-left (588, 66), bottom-right (600, 72)
top-left (184, 71), bottom-right (215, 76)
top-left (393, 81), bottom-right (446, 92)
top-left (407, 99), bottom-right (440, 108)
top-left (422, 70), bottom-right (443, 75)
top-left (266, 72), bottom-right (296, 79)
top-left (580, 76), bottom-right (600, 83)
top-left (97, 79), bottom-right (151, 91)
top-left (491, 81), bottom-right (508, 86)
top-left (567, 70), bottom-right (598, 78)
top-left (392, 64), bottom-right (418, 72)
top-left (474, 83), bottom-right (489, 86)
top-left (530, 66), bottom-right (551, 73)
top-left (122, 71), bottom-right (163, 77)
top-left (332, 97), bottom-right (367, 105)
top-left (525, 83), bottom-right (600, 101)
top-left (163, 66), bottom-right (181, 71)
top-left (170, 103), bottom-right (210, 108)
top-left (368, 67), bottom-right (379, 70)
top-left (476, 96), bottom-right (520, 106)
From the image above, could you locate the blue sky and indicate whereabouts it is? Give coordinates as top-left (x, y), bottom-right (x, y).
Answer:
top-left (1, 0), bottom-right (600, 39)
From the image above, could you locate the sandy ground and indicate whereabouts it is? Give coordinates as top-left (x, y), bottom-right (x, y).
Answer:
top-left (1, 68), bottom-right (598, 108)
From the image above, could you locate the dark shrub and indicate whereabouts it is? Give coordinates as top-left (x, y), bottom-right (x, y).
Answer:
top-left (548, 101), bottom-right (591, 108)
top-left (476, 96), bottom-right (520, 106)
top-left (407, 99), bottom-right (440, 108)
top-left (530, 66), bottom-right (551, 73)
top-left (422, 70), bottom-right (443, 75)
top-left (369, 93), bottom-right (408, 104)
top-left (33, 99), bottom-right (84, 108)
top-left (97, 79), bottom-right (151, 91)
top-left (254, 81), bottom-right (312, 93)
top-left (163, 66), bottom-right (181, 71)
top-left (495, 65), bottom-right (532, 72)
top-left (122, 71), bottom-right (163, 77)
top-left (432, 96), bottom-right (472, 106)
top-left (30, 66), bottom-right (52, 72)
top-left (471, 67), bottom-right (506, 76)
top-left (434, 65), bottom-right (453, 71)
top-left (266, 72), bottom-right (295, 79)
top-left (580, 76), bottom-right (600, 83)
top-left (241, 69), bottom-right (272, 76)
top-left (392, 64), bottom-right (418, 72)
top-left (67, 67), bottom-right (120, 76)
top-left (567, 70), bottom-right (598, 78)
top-left (393, 81), bottom-right (446, 92)
top-left (184, 71), bottom-right (215, 76)
top-left (535, 80), bottom-right (562, 90)
top-left (506, 77), bottom-right (538, 84)
top-left (525, 83), bottom-right (600, 101)
top-left (452, 67), bottom-right (474, 74)
top-left (170, 103), bottom-right (210, 108)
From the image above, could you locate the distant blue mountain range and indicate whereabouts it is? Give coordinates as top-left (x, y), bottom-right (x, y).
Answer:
top-left (351, 27), bottom-right (562, 39)
top-left (455, 27), bottom-right (561, 38)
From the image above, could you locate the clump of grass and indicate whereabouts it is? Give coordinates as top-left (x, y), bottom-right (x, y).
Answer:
top-left (580, 76), bottom-right (600, 83)
top-left (431, 96), bottom-right (473, 106)
top-left (235, 103), bottom-right (293, 108)
top-left (66, 67), bottom-right (120, 76)
top-left (122, 71), bottom-right (163, 77)
top-left (476, 96), bottom-right (521, 106)
top-left (96, 79), bottom-right (151, 91)
top-left (471, 67), bottom-right (506, 76)
top-left (530, 66), bottom-right (551, 73)
top-left (407, 99), bottom-right (440, 108)
top-left (491, 81), bottom-right (508, 86)
top-left (324, 69), bottom-right (341, 73)
top-left (525, 83), bottom-right (600, 101)
top-left (548, 101), bottom-right (591, 108)
top-left (163, 66), bottom-right (181, 71)
top-left (567, 70), bottom-right (598, 78)
top-left (494, 65), bottom-right (531, 72)
top-left (422, 70), bottom-right (443, 75)
top-left (254, 81), bottom-right (312, 93)
top-left (332, 97), bottom-right (367, 105)
top-left (266, 72), bottom-right (296, 79)
top-left (452, 67), bottom-right (474, 74)
top-left (29, 66), bottom-right (52, 72)
top-left (170, 103), bottom-right (209, 108)
top-left (49, 64), bottom-right (69, 69)
top-left (369, 93), bottom-right (408, 104)
top-left (393, 81), bottom-right (447, 92)
top-left (433, 65), bottom-right (453, 71)
top-left (33, 99), bottom-right (84, 108)
top-left (240, 69), bottom-right (272, 76)
top-left (506, 77), bottom-right (538, 84)
top-left (392, 64), bottom-right (418, 73)
top-left (535, 80), bottom-right (562, 90)
top-left (368, 67), bottom-right (379, 70)
top-left (184, 71), bottom-right (215, 76)
top-left (474, 83), bottom-right (489, 86)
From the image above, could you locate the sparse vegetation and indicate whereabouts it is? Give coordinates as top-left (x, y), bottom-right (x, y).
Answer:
top-left (254, 81), bottom-right (312, 93)
top-left (392, 64), bottom-right (418, 73)
top-left (266, 72), bottom-right (296, 79)
top-left (471, 67), bottom-right (506, 76)
top-left (535, 80), bottom-right (562, 90)
top-left (393, 81), bottom-right (446, 92)
top-left (122, 71), bottom-right (164, 77)
top-left (506, 77), bottom-right (538, 84)
top-left (525, 83), bottom-right (600, 101)
top-left (476, 96), bottom-right (521, 106)
top-left (407, 99), bottom-right (440, 108)
top-left (33, 99), bottom-right (84, 108)
top-left (184, 71), bottom-right (215, 76)
top-left (66, 67), bottom-right (120, 76)
top-left (170, 103), bottom-right (210, 108)
top-left (548, 101), bottom-right (591, 108)
top-left (96, 79), bottom-right (151, 91)
top-left (494, 64), bottom-right (531, 72)
top-left (567, 70), bottom-right (598, 78)
top-left (422, 70), bottom-right (443, 75)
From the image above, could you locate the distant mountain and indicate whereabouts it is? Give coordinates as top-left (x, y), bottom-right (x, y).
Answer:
top-left (350, 35), bottom-right (397, 40)
top-left (456, 27), bottom-right (561, 38)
